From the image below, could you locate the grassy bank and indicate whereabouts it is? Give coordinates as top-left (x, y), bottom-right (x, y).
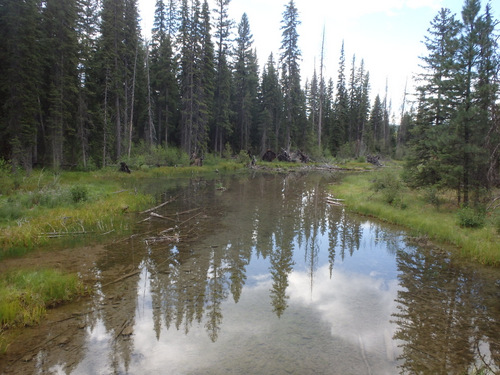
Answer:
top-left (330, 169), bottom-right (500, 266)
top-left (0, 157), bottom-right (252, 258)
top-left (0, 269), bottom-right (87, 353)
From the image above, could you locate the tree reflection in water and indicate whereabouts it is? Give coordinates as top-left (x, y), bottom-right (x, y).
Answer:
top-left (393, 245), bottom-right (500, 374)
top-left (4, 172), bottom-right (500, 375)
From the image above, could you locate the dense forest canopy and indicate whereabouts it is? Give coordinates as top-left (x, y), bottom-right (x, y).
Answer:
top-left (0, 0), bottom-right (499, 200)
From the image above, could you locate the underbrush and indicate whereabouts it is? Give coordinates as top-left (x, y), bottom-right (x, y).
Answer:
top-left (331, 170), bottom-right (500, 266)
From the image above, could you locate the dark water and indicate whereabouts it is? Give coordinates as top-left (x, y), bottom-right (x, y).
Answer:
top-left (2, 172), bottom-right (500, 375)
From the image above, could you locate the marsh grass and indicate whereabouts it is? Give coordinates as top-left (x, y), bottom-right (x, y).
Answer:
top-left (0, 269), bottom-right (85, 329)
top-left (0, 169), bottom-right (154, 257)
top-left (331, 172), bottom-right (500, 266)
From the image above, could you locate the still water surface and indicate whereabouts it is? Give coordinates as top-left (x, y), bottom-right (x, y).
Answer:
top-left (3, 172), bottom-right (500, 374)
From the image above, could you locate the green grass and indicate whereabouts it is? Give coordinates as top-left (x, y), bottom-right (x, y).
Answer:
top-left (0, 160), bottom-right (254, 257)
top-left (0, 269), bottom-right (86, 329)
top-left (330, 171), bottom-right (500, 266)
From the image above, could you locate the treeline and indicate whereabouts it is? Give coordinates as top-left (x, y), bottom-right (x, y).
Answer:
top-left (0, 0), bottom-right (394, 170)
top-left (403, 0), bottom-right (500, 205)
top-left (0, 0), bottom-right (498, 192)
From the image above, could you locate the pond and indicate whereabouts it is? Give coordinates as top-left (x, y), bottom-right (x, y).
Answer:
top-left (1, 171), bottom-right (499, 374)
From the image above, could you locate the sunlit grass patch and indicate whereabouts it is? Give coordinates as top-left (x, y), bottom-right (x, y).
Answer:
top-left (0, 269), bottom-right (85, 329)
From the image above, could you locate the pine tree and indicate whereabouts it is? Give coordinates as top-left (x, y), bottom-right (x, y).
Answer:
top-left (0, 0), bottom-right (43, 170)
top-left (366, 94), bottom-right (384, 153)
top-left (407, 1), bottom-right (499, 204)
top-left (75, 0), bottom-right (100, 169)
top-left (280, 0), bottom-right (305, 151)
top-left (179, 0), bottom-right (214, 156)
top-left (331, 41), bottom-right (349, 153)
top-left (42, 0), bottom-right (80, 168)
top-left (99, 0), bottom-right (126, 164)
top-left (196, 0), bottom-right (215, 155)
top-left (348, 57), bottom-right (371, 156)
top-left (259, 53), bottom-right (283, 154)
top-left (212, 0), bottom-right (233, 155)
top-left (233, 13), bottom-right (258, 153)
top-left (405, 7), bottom-right (461, 193)
top-left (150, 0), bottom-right (179, 147)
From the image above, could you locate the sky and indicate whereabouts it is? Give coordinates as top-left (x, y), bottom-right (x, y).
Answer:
top-left (138, 0), bottom-right (498, 121)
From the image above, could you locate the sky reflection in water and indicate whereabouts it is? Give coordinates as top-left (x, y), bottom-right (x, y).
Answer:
top-left (36, 173), bottom-right (500, 375)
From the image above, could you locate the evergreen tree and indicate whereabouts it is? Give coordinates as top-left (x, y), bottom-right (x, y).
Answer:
top-left (179, 0), bottom-right (214, 156)
top-left (280, 0), bottom-right (305, 151)
top-left (307, 68), bottom-right (319, 148)
top-left (233, 13), bottom-right (258, 153)
top-left (197, 0), bottom-right (215, 155)
top-left (212, 0), bottom-right (233, 155)
top-left (150, 0), bottom-right (179, 147)
top-left (348, 57), bottom-right (371, 156)
top-left (407, 1), bottom-right (499, 204)
top-left (99, 0), bottom-right (126, 164)
top-left (75, 0), bottom-right (101, 169)
top-left (0, 0), bottom-right (43, 170)
top-left (405, 8), bottom-right (461, 192)
top-left (259, 53), bottom-right (283, 154)
top-left (331, 41), bottom-right (349, 153)
top-left (366, 94), bottom-right (384, 153)
top-left (42, 0), bottom-right (80, 168)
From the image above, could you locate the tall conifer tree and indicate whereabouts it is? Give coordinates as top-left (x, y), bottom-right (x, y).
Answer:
top-left (280, 0), bottom-right (305, 151)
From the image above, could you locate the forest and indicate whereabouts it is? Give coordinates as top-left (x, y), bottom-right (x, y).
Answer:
top-left (0, 0), bottom-right (499, 203)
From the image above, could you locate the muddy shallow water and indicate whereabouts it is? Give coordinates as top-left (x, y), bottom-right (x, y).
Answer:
top-left (1, 171), bottom-right (500, 375)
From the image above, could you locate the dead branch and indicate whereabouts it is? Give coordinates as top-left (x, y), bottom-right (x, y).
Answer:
top-left (140, 196), bottom-right (177, 214)
top-left (102, 269), bottom-right (142, 287)
top-left (175, 207), bottom-right (202, 216)
top-left (178, 212), bottom-right (202, 227)
top-left (149, 212), bottom-right (176, 222)
top-left (326, 200), bottom-right (344, 206)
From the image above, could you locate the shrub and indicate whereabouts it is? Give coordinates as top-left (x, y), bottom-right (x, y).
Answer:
top-left (457, 206), bottom-right (485, 228)
top-left (424, 187), bottom-right (441, 209)
top-left (371, 169), bottom-right (404, 205)
top-left (70, 185), bottom-right (88, 203)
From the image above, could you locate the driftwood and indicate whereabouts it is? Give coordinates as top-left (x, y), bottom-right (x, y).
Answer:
top-left (366, 154), bottom-right (382, 166)
top-left (277, 149), bottom-right (291, 162)
top-left (292, 150), bottom-right (309, 163)
top-left (140, 196), bottom-right (176, 214)
top-left (144, 234), bottom-right (180, 244)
